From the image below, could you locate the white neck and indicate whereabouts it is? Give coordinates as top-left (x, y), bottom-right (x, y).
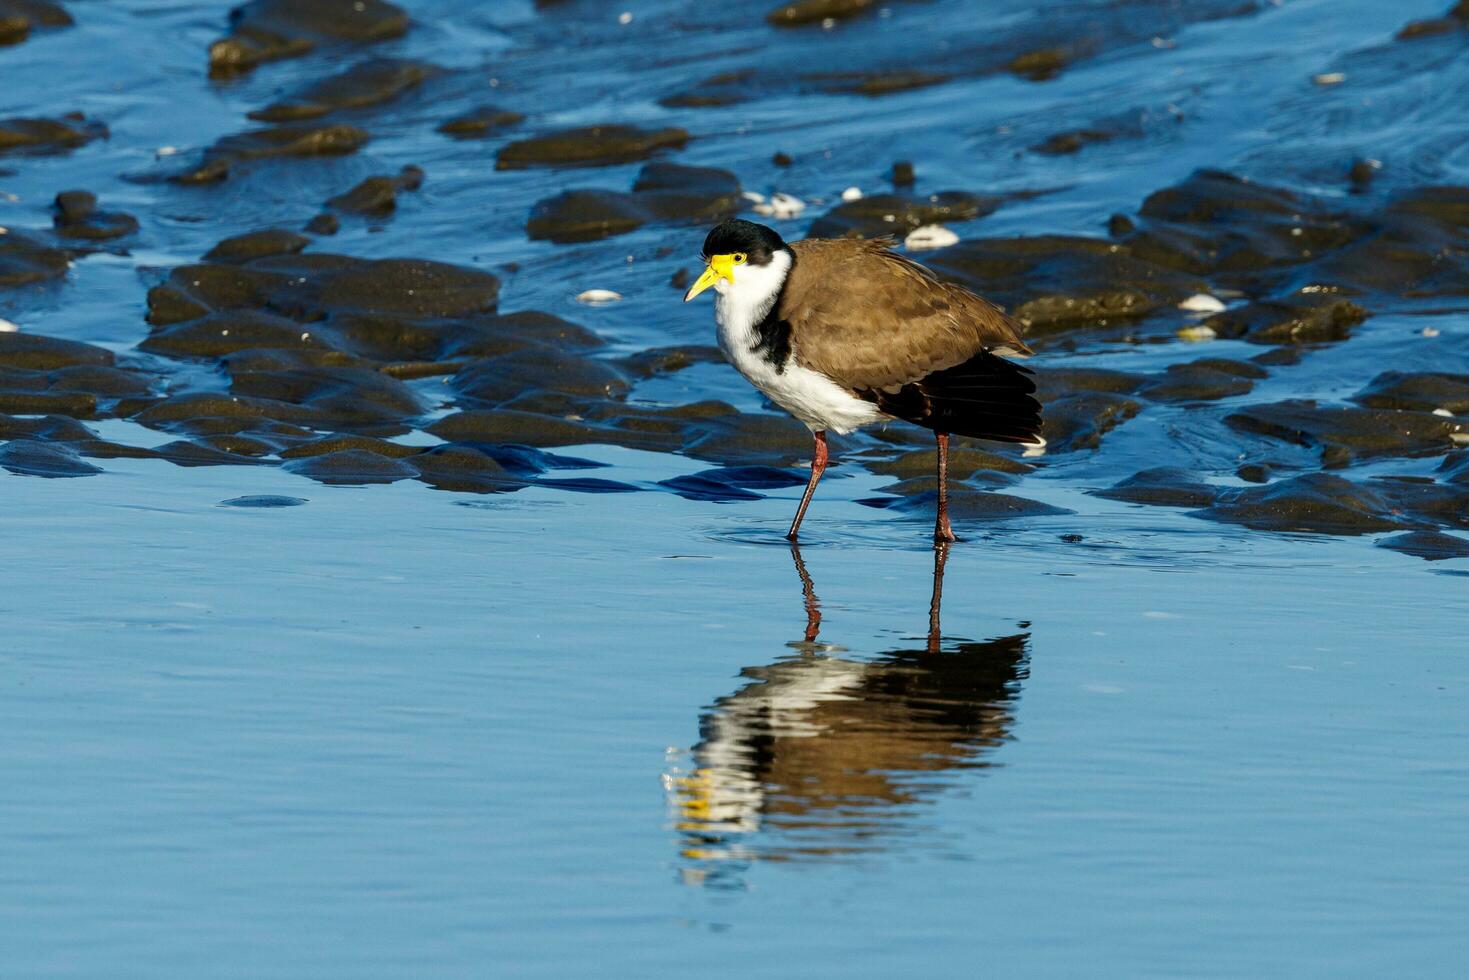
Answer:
top-left (713, 250), bottom-right (792, 334)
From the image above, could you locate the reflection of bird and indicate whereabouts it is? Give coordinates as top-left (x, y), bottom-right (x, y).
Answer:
top-left (683, 219), bottom-right (1044, 541)
top-left (667, 543), bottom-right (1030, 884)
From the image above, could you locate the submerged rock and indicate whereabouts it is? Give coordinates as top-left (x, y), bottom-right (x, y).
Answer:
top-left (1201, 293), bottom-right (1367, 346)
top-left (1197, 473), bottom-right (1410, 535)
top-left (1038, 393), bottom-right (1142, 452)
top-left (170, 123), bottom-right (369, 184)
top-left (248, 58), bottom-right (439, 122)
top-left (284, 448), bottom-right (419, 484)
top-left (0, 229), bottom-right (69, 288)
top-left (808, 191), bottom-right (999, 239)
top-left (497, 124), bottom-right (688, 170)
top-left (1377, 530), bottom-right (1469, 561)
top-left (220, 494), bottom-right (308, 507)
top-left (324, 165), bottom-right (425, 217)
top-left (767, 0), bottom-right (875, 27)
top-left (0, 333), bottom-right (113, 369)
top-left (52, 190), bottom-right (139, 241)
top-left (527, 163), bottom-right (741, 243)
top-left (1096, 467), bottom-right (1219, 508)
top-left (0, 1), bottom-right (71, 46)
top-left (209, 0), bottom-right (409, 76)
top-left (1353, 371), bottom-right (1469, 415)
top-left (1138, 359), bottom-right (1266, 403)
top-left (0, 438), bottom-right (101, 477)
top-left (203, 229), bottom-right (311, 263)
top-left (437, 105), bottom-right (524, 139)
top-left (1225, 400), bottom-right (1463, 462)
top-left (928, 235), bottom-right (1205, 335)
top-left (0, 112), bottom-right (105, 156)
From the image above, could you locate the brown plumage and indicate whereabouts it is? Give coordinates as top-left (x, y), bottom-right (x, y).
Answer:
top-left (783, 237), bottom-right (1033, 389)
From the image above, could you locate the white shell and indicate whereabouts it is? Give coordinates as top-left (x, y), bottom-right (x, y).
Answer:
top-left (1422, 327), bottom-right (1442, 337)
top-left (1177, 325), bottom-right (1218, 342)
top-left (576, 289), bottom-right (623, 305)
top-left (740, 191), bottom-right (766, 205)
top-left (1433, 408), bottom-right (1455, 418)
top-left (753, 192), bottom-right (805, 219)
top-left (841, 186), bottom-right (863, 202)
top-left (904, 224), bottom-right (959, 251)
top-left (617, 11), bottom-right (632, 24)
top-left (0, 318), bottom-right (19, 333)
top-left (1313, 72), bottom-right (1346, 86)
top-left (1178, 293), bottom-right (1226, 313)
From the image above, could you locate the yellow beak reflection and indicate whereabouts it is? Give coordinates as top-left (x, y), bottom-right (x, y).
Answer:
top-left (682, 254), bottom-right (737, 302)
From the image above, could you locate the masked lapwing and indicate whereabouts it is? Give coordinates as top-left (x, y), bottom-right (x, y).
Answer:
top-left (683, 218), bottom-right (1043, 541)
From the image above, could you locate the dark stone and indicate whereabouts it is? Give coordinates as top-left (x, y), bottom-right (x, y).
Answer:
top-left (1037, 393), bottom-right (1142, 452)
top-left (134, 391), bottom-right (326, 431)
top-left (0, 439), bottom-right (100, 477)
top-left (617, 344), bottom-right (722, 379)
top-left (153, 439), bottom-right (273, 467)
top-left (1378, 530), bottom-right (1469, 561)
top-left (1009, 47), bottom-right (1071, 81)
top-left (1236, 463), bottom-right (1272, 483)
top-left (1196, 473), bottom-right (1410, 535)
top-left (1438, 451), bottom-right (1469, 484)
top-left (809, 191), bottom-right (999, 239)
top-left (772, 151), bottom-right (793, 167)
top-left (1096, 467), bottom-right (1219, 508)
top-left (1353, 372), bottom-right (1469, 414)
top-left (437, 106), bottom-right (524, 139)
top-left (927, 235), bottom-right (1206, 335)
top-left (306, 212), bottom-right (340, 236)
top-left (325, 165), bottom-right (425, 217)
top-left (1033, 367), bottom-right (1149, 399)
top-left (890, 161), bottom-right (915, 187)
top-left (1202, 292), bottom-right (1367, 346)
top-left (171, 124), bottom-right (369, 184)
top-left (528, 163), bottom-right (740, 243)
top-left (221, 494), bottom-right (308, 507)
top-left (1032, 128), bottom-right (1115, 156)
top-left (52, 190), bottom-right (138, 241)
top-left (229, 366), bottom-right (426, 426)
top-left (0, 333), bottom-right (113, 369)
top-left (452, 349), bottom-right (629, 406)
top-left (410, 443), bottom-right (521, 493)
top-left (1138, 359), bottom-right (1265, 403)
top-left (497, 125), bottom-right (688, 170)
top-left (1225, 400), bottom-right (1464, 462)
top-left (0, 228), bottom-right (69, 288)
top-left (0, 112), bottom-right (105, 156)
top-left (0, 389), bottom-right (94, 416)
top-left (141, 310), bottom-right (332, 359)
top-left (767, 0), bottom-right (875, 27)
top-left (204, 229), bottom-right (311, 263)
top-left (816, 71), bottom-right (950, 97)
top-left (1107, 213), bottom-right (1136, 237)
top-left (284, 448), bottom-right (419, 484)
top-left (248, 58), bottom-right (440, 122)
top-left (527, 190), bottom-right (649, 244)
top-left (660, 70), bottom-right (755, 109)
top-left (209, 0), bottom-right (409, 76)
top-left (0, 1), bottom-right (71, 47)
top-left (279, 433), bottom-right (419, 459)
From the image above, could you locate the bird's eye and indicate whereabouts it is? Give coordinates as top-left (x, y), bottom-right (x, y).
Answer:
top-left (733, 253), bottom-right (747, 264)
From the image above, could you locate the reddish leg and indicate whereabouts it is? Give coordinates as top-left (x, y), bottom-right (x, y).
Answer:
top-left (927, 540), bottom-right (951, 653)
top-left (786, 431), bottom-right (829, 541)
top-left (934, 432), bottom-right (956, 543)
top-left (789, 543), bottom-right (822, 643)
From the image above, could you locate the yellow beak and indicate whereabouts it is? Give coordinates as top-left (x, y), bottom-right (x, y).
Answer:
top-left (682, 254), bottom-right (737, 302)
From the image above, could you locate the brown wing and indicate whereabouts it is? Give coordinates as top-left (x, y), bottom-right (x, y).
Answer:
top-left (780, 237), bottom-right (1032, 392)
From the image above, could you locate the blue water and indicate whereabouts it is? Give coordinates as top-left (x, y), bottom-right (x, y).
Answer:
top-left (3, 0), bottom-right (1469, 976)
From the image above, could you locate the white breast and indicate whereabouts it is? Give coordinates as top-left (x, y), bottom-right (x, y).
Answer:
top-left (713, 251), bottom-right (885, 435)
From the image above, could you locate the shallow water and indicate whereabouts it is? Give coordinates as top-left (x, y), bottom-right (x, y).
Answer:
top-left (3, 0), bottom-right (1469, 976)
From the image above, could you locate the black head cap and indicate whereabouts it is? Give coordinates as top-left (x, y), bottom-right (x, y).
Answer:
top-left (701, 219), bottom-right (787, 266)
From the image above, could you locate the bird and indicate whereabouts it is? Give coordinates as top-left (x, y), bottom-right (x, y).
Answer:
top-left (683, 218), bottom-right (1043, 542)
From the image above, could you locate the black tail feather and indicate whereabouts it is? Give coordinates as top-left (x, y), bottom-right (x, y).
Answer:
top-left (859, 351), bottom-right (1043, 444)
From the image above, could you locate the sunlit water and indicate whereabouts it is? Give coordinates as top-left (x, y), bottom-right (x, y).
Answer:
top-left (3, 0), bottom-right (1469, 976)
